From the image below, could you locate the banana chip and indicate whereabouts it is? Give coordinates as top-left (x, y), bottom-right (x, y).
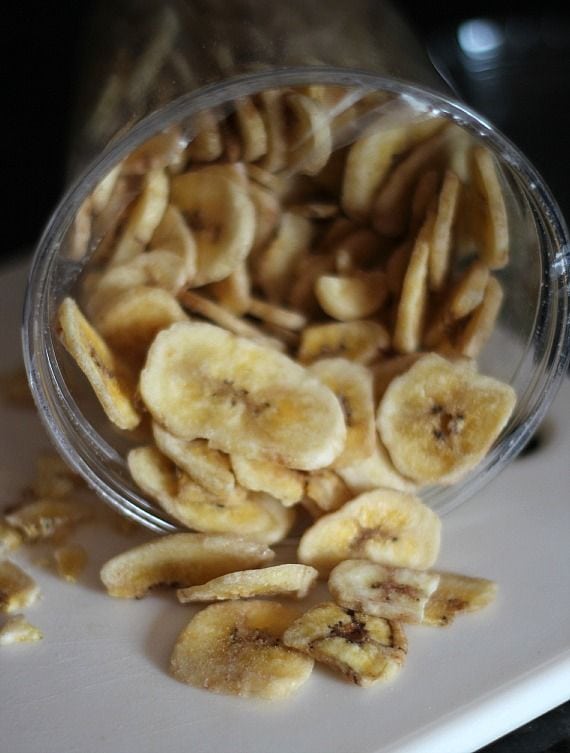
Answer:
top-left (0, 615), bottom-right (43, 645)
top-left (298, 489), bottom-right (441, 576)
top-left (428, 170), bottom-right (461, 291)
top-left (337, 439), bottom-right (418, 495)
top-left (257, 212), bottom-right (313, 302)
top-left (186, 109), bottom-right (224, 162)
top-left (454, 275), bottom-right (503, 358)
top-left (309, 358), bottom-right (376, 468)
top-left (139, 322), bottom-right (346, 471)
top-left (423, 571), bottom-right (497, 626)
top-left (57, 298), bottom-right (140, 430)
top-left (282, 602), bottom-right (407, 687)
top-left (100, 532), bottom-right (274, 598)
top-left (256, 89), bottom-right (288, 173)
top-left (170, 601), bottom-right (313, 699)
top-left (5, 498), bottom-right (91, 542)
top-left (177, 563), bottom-right (318, 602)
top-left (377, 353), bottom-right (516, 484)
top-left (150, 204), bottom-right (198, 280)
top-left (233, 96), bottom-right (268, 162)
top-left (284, 92), bottom-right (332, 176)
top-left (171, 166), bottom-right (255, 285)
top-left (248, 181), bottom-right (281, 255)
top-left (248, 298), bottom-right (307, 331)
top-left (305, 469), bottom-right (352, 513)
top-left (298, 320), bottom-right (390, 365)
top-left (469, 147), bottom-right (509, 269)
top-left (208, 262), bottom-right (251, 316)
top-left (0, 561), bottom-right (40, 613)
top-left (231, 454), bottom-right (305, 506)
top-left (315, 271), bottom-right (388, 321)
top-left (329, 560), bottom-right (440, 623)
top-left (54, 544), bottom-right (88, 583)
top-left (0, 519), bottom-right (23, 556)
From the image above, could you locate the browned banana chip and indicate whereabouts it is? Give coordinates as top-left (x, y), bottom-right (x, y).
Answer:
top-left (428, 170), bottom-right (461, 291)
top-left (305, 469), bottom-right (352, 513)
top-left (423, 571), bottom-right (497, 626)
top-left (100, 533), bottom-right (275, 599)
top-left (315, 271), bottom-right (388, 322)
top-left (423, 260), bottom-right (490, 348)
top-left (170, 601), bottom-right (313, 699)
top-left (392, 210), bottom-right (434, 353)
top-left (57, 298), bottom-right (140, 430)
top-left (298, 320), bottom-right (390, 365)
top-left (372, 129), bottom-right (448, 238)
top-left (282, 602), bottom-right (407, 687)
top-left (94, 286), bottom-right (187, 368)
top-left (256, 212), bottom-right (313, 302)
top-left (186, 109), bottom-right (224, 162)
top-left (283, 92), bottom-right (332, 176)
top-left (454, 275), bottom-right (503, 358)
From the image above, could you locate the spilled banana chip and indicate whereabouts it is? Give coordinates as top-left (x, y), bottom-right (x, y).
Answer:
top-left (298, 320), bottom-right (390, 365)
top-left (377, 353), bottom-right (516, 484)
top-left (308, 358), bottom-right (376, 468)
top-left (177, 563), bottom-right (318, 602)
top-left (0, 561), bottom-right (40, 613)
top-left (54, 544), bottom-right (88, 583)
top-left (100, 532), bottom-right (274, 598)
top-left (171, 165), bottom-right (255, 285)
top-left (282, 602), bottom-right (407, 687)
top-left (230, 454), bottom-right (305, 507)
top-left (57, 297), bottom-right (140, 430)
top-left (139, 322), bottom-right (346, 471)
top-left (329, 559), bottom-right (440, 623)
top-left (423, 571), bottom-right (498, 626)
top-left (298, 488), bottom-right (441, 576)
top-left (152, 423), bottom-right (235, 497)
top-left (0, 614), bottom-right (43, 645)
top-left (5, 498), bottom-right (91, 542)
top-left (170, 600), bottom-right (313, 699)
top-left (0, 519), bottom-right (23, 556)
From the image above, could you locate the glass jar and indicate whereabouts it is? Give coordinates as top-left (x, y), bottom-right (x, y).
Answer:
top-left (23, 1), bottom-right (570, 530)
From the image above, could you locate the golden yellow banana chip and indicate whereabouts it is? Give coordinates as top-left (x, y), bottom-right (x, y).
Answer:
top-left (298, 320), bottom-right (390, 365)
top-left (230, 454), bottom-right (305, 507)
top-left (315, 271), bottom-right (388, 321)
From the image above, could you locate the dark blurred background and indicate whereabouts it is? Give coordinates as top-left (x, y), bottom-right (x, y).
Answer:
top-left (3, 1), bottom-right (570, 260)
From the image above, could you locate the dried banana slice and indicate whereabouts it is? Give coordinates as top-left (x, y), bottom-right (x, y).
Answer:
top-left (171, 166), bottom-right (255, 285)
top-left (170, 600), bottom-right (313, 699)
top-left (305, 470), bottom-right (352, 513)
top-left (248, 181), bottom-right (281, 255)
top-left (315, 271), bottom-right (388, 322)
top-left (110, 168), bottom-right (170, 265)
top-left (0, 614), bottom-right (43, 645)
top-left (0, 519), bottom-right (23, 556)
top-left (152, 423), bottom-right (235, 497)
top-left (289, 201), bottom-right (339, 220)
top-left (95, 285), bottom-right (187, 366)
top-left (470, 146), bottom-right (509, 269)
top-left (309, 358), bottom-right (376, 468)
top-left (342, 115), bottom-right (444, 220)
top-left (298, 488), bottom-right (441, 576)
top-left (410, 169), bottom-right (440, 232)
top-left (428, 170), bottom-right (461, 291)
top-left (337, 439), bottom-right (418, 495)
top-left (128, 446), bottom-right (293, 544)
top-left (256, 89), bottom-right (288, 173)
top-left (257, 212), bottom-right (313, 302)
top-left (332, 229), bottom-right (390, 274)
top-left (208, 262), bottom-right (251, 316)
top-left (91, 163), bottom-right (122, 214)
top-left (0, 561), bottom-right (40, 613)
top-left (5, 499), bottom-right (91, 542)
top-left (282, 602), bottom-right (407, 686)
top-left (186, 109), bottom-right (223, 162)
top-left (284, 92), bottom-right (332, 176)
top-left (139, 322), bottom-right (346, 471)
top-left (248, 298), bottom-right (307, 331)
top-left (424, 260), bottom-right (490, 348)
top-left (233, 96), bottom-right (268, 162)
top-left (371, 354), bottom-right (423, 401)
top-left (454, 276), bottom-right (503, 358)
top-left (231, 455), bottom-right (305, 506)
top-left (57, 297), bottom-right (140, 430)
top-left (100, 532), bottom-right (274, 598)
top-left (423, 571), bottom-right (497, 626)
top-left (288, 253), bottom-right (335, 317)
top-left (123, 127), bottom-right (186, 174)
top-left (150, 204), bottom-right (198, 280)
top-left (177, 290), bottom-right (284, 351)
top-left (177, 563), bottom-right (318, 602)
top-left (377, 353), bottom-right (516, 484)
top-left (54, 544), bottom-right (88, 583)
top-left (298, 321), bottom-right (390, 365)
top-left (392, 210), bottom-right (434, 353)
top-left (372, 129), bottom-right (448, 237)
top-left (328, 560), bottom-right (440, 623)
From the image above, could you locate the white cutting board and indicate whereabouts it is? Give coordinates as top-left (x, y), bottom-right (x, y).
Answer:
top-left (1, 260), bottom-right (569, 753)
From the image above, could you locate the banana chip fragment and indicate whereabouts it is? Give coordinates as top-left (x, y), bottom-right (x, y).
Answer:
top-left (298, 489), bottom-right (441, 576)
top-left (283, 602), bottom-right (407, 687)
top-left (377, 353), bottom-right (516, 484)
top-left (177, 563), bottom-right (318, 602)
top-left (0, 615), bottom-right (43, 645)
top-left (423, 571), bottom-right (498, 626)
top-left (0, 561), bottom-right (40, 613)
top-left (170, 600), bottom-right (313, 699)
top-left (139, 322), bottom-right (346, 471)
top-left (5, 499), bottom-right (91, 542)
top-left (329, 560), bottom-right (440, 623)
top-left (100, 532), bottom-right (274, 598)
